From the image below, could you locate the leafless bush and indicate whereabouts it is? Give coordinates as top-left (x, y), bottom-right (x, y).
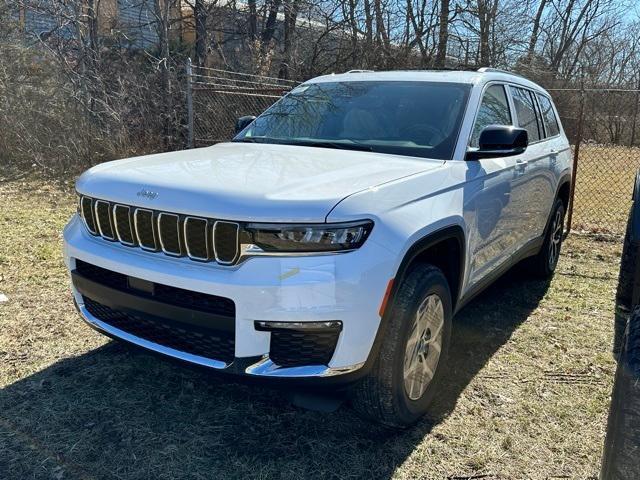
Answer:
top-left (0, 37), bottom-right (187, 175)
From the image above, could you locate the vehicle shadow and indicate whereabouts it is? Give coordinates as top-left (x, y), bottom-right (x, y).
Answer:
top-left (0, 267), bottom-right (550, 480)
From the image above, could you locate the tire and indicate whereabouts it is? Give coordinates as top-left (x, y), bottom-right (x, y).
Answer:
top-left (528, 198), bottom-right (565, 278)
top-left (617, 209), bottom-right (639, 310)
top-left (600, 307), bottom-right (640, 479)
top-left (350, 264), bottom-right (452, 428)
top-left (614, 210), bottom-right (639, 358)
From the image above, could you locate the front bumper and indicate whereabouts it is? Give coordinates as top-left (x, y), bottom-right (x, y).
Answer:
top-left (63, 215), bottom-right (395, 381)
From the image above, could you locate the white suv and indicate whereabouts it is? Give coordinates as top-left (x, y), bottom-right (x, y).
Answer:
top-left (64, 68), bottom-right (572, 426)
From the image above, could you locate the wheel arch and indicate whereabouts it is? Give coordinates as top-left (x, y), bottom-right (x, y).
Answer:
top-left (356, 224), bottom-right (466, 378)
top-left (556, 174), bottom-right (572, 211)
top-left (391, 225), bottom-right (466, 315)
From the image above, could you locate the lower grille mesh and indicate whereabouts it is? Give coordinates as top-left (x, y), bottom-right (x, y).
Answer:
top-left (270, 330), bottom-right (340, 367)
top-left (83, 296), bottom-right (235, 363)
top-left (75, 260), bottom-right (235, 317)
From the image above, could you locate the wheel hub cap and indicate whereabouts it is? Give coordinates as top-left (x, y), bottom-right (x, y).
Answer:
top-left (403, 294), bottom-right (444, 401)
top-left (549, 209), bottom-right (563, 269)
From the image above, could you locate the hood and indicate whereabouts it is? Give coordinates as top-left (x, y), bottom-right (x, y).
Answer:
top-left (76, 142), bottom-right (444, 222)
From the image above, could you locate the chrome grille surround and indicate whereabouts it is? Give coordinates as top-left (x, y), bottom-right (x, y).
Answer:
top-left (113, 204), bottom-right (136, 246)
top-left (157, 212), bottom-right (181, 256)
top-left (94, 200), bottom-right (115, 240)
top-left (80, 196), bottom-right (98, 235)
top-left (183, 216), bottom-right (210, 261)
top-left (78, 196), bottom-right (240, 266)
top-left (133, 208), bottom-right (157, 251)
top-left (213, 221), bottom-right (240, 265)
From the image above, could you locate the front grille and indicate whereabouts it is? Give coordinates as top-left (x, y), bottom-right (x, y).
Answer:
top-left (75, 260), bottom-right (235, 317)
top-left (83, 297), bottom-right (235, 363)
top-left (270, 330), bottom-right (340, 367)
top-left (79, 196), bottom-right (240, 265)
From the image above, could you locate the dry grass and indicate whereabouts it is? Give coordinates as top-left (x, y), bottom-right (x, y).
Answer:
top-left (0, 178), bottom-right (621, 479)
top-left (572, 145), bottom-right (640, 235)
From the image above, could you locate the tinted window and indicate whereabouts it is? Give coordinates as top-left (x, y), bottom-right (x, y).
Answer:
top-left (536, 94), bottom-right (560, 137)
top-left (234, 81), bottom-right (472, 160)
top-left (512, 87), bottom-right (541, 142)
top-left (470, 84), bottom-right (512, 147)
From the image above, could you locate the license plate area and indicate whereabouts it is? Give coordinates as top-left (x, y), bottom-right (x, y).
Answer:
top-left (127, 276), bottom-right (155, 295)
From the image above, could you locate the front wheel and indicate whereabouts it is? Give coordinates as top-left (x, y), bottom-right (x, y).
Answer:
top-left (350, 265), bottom-right (452, 428)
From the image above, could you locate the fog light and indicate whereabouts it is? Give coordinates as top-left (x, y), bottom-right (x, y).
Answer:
top-left (255, 320), bottom-right (342, 332)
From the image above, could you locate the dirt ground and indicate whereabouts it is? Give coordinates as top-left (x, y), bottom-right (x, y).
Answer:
top-left (0, 178), bottom-right (620, 479)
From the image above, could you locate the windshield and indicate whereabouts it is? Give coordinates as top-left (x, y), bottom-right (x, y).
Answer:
top-left (233, 81), bottom-right (471, 160)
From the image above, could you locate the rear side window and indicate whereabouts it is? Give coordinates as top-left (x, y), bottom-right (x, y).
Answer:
top-left (511, 87), bottom-right (541, 142)
top-left (470, 84), bottom-right (512, 148)
top-left (536, 94), bottom-right (560, 137)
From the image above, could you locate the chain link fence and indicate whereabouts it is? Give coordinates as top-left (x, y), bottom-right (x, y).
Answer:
top-left (185, 64), bottom-right (640, 236)
top-left (549, 86), bottom-right (640, 235)
top-left (186, 61), bottom-right (297, 146)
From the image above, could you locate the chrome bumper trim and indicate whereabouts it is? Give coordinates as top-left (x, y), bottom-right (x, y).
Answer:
top-left (244, 357), bottom-right (364, 378)
top-left (78, 303), bottom-right (363, 378)
top-left (78, 304), bottom-right (228, 370)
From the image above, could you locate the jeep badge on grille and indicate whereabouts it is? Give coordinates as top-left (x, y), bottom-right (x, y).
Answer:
top-left (137, 188), bottom-right (158, 200)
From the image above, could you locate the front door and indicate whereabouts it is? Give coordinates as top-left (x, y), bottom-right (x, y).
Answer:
top-left (464, 83), bottom-right (521, 286)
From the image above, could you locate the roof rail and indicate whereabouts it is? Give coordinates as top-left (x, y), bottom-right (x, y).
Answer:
top-left (345, 69), bottom-right (374, 74)
top-left (423, 65), bottom-right (479, 72)
top-left (477, 67), bottom-right (526, 79)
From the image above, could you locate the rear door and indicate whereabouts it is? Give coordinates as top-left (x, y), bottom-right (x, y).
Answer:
top-left (536, 92), bottom-right (567, 221)
top-left (508, 86), bottom-right (555, 244)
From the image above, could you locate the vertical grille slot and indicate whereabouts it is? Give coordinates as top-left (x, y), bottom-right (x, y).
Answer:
top-left (184, 217), bottom-right (209, 260)
top-left (158, 213), bottom-right (182, 256)
top-left (113, 204), bottom-right (135, 246)
top-left (80, 196), bottom-right (97, 235)
top-left (94, 200), bottom-right (115, 240)
top-left (134, 209), bottom-right (157, 251)
top-left (213, 221), bottom-right (239, 265)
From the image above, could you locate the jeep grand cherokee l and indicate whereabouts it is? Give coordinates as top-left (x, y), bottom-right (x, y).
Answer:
top-left (63, 68), bottom-right (572, 427)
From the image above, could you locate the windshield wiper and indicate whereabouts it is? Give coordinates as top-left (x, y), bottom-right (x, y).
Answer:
top-left (288, 140), bottom-right (374, 152)
top-left (232, 137), bottom-right (373, 152)
top-left (232, 137), bottom-right (271, 143)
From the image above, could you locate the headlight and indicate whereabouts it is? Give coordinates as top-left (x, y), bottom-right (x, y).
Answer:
top-left (243, 221), bottom-right (373, 252)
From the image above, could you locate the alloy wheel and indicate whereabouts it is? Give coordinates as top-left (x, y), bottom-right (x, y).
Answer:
top-left (548, 209), bottom-right (563, 270)
top-left (403, 294), bottom-right (445, 401)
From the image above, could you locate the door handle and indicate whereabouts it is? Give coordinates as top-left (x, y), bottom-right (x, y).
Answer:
top-left (515, 159), bottom-right (528, 176)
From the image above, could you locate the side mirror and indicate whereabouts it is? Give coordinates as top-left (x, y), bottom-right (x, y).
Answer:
top-left (235, 115), bottom-right (256, 134)
top-left (466, 125), bottom-right (528, 161)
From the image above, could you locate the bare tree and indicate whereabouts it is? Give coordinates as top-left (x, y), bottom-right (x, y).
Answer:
top-left (435, 0), bottom-right (450, 66)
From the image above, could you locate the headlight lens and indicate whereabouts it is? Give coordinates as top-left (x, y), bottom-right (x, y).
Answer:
top-left (244, 221), bottom-right (373, 252)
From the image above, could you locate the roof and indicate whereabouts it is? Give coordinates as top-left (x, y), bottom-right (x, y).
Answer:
top-left (306, 68), bottom-right (545, 92)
